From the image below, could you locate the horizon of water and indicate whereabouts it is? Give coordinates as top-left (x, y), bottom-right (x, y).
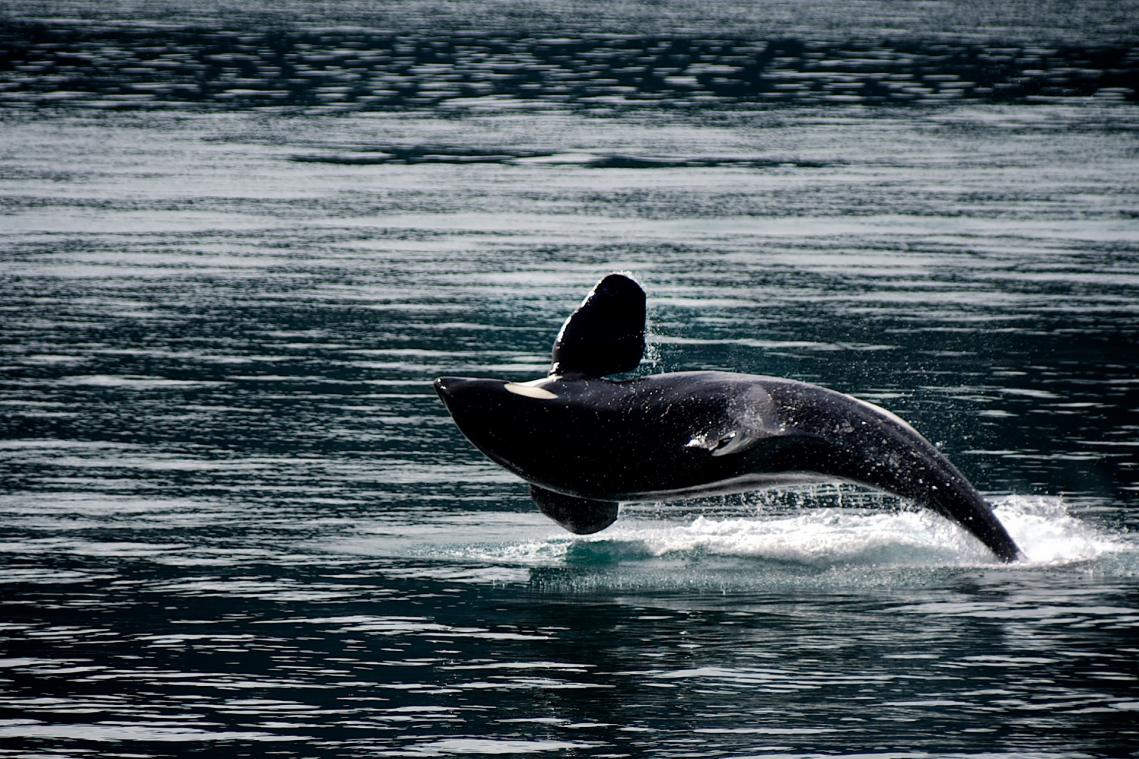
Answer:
top-left (2, 2), bottom-right (1138, 757)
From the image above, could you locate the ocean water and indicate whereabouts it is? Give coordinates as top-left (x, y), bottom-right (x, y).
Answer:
top-left (1, 2), bottom-right (1138, 757)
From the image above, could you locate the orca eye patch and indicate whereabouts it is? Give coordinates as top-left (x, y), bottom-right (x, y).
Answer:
top-left (504, 382), bottom-right (557, 400)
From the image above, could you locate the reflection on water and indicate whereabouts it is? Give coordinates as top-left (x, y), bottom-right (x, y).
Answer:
top-left (1, 2), bottom-right (1139, 757)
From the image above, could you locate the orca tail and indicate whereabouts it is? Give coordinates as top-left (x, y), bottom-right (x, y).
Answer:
top-left (783, 386), bottom-right (1025, 562)
top-left (964, 499), bottom-right (1024, 562)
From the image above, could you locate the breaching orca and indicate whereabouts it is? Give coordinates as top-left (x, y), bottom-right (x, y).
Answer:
top-left (434, 273), bottom-right (1022, 562)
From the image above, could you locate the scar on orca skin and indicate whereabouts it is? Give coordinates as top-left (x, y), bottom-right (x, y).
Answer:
top-left (434, 273), bottom-right (1022, 562)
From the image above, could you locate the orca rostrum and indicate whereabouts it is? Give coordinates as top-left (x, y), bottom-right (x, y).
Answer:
top-left (434, 273), bottom-right (1022, 562)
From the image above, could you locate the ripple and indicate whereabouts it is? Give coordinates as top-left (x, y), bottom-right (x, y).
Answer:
top-left (57, 374), bottom-right (228, 389)
top-left (396, 738), bottom-right (600, 756)
top-left (1, 24), bottom-right (1135, 111)
top-left (0, 720), bottom-right (306, 742)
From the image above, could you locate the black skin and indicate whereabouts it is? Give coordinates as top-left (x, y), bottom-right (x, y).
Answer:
top-left (434, 371), bottom-right (1023, 562)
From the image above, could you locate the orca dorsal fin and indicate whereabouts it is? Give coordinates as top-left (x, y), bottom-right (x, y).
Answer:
top-left (550, 273), bottom-right (645, 377)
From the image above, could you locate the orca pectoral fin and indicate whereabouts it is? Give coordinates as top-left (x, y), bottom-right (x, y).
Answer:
top-left (530, 485), bottom-right (619, 535)
top-left (550, 273), bottom-right (645, 378)
top-left (710, 430), bottom-right (765, 457)
top-left (686, 424), bottom-right (771, 458)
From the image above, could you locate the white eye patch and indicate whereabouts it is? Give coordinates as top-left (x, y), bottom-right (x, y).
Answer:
top-left (504, 382), bottom-right (558, 400)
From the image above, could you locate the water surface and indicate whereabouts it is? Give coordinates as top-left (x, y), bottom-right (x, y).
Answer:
top-left (1, 2), bottom-right (1138, 757)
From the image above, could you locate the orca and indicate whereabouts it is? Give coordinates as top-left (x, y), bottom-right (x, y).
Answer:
top-left (434, 273), bottom-right (1023, 562)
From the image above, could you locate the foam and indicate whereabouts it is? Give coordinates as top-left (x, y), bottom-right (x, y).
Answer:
top-left (992, 495), bottom-right (1128, 565)
top-left (452, 494), bottom-right (1133, 573)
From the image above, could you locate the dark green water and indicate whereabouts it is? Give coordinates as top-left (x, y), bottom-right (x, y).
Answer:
top-left (1, 2), bottom-right (1138, 757)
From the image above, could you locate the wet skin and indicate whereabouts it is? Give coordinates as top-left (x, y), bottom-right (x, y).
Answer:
top-left (435, 370), bottom-right (1023, 562)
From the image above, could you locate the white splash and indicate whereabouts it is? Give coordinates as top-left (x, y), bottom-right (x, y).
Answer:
top-left (992, 495), bottom-right (1127, 565)
top-left (469, 494), bottom-right (1131, 571)
top-left (632, 495), bottom-right (1128, 567)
